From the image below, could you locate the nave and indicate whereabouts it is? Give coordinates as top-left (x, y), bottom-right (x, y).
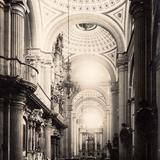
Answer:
top-left (0, 0), bottom-right (160, 160)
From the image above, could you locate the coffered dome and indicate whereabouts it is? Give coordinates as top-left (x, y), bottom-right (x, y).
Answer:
top-left (41, 0), bottom-right (126, 13)
top-left (61, 24), bottom-right (117, 56)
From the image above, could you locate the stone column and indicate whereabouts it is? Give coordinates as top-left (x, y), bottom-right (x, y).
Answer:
top-left (111, 82), bottom-right (119, 138)
top-left (4, 2), bottom-right (11, 75)
top-left (80, 132), bottom-right (82, 151)
top-left (74, 118), bottom-right (77, 156)
top-left (44, 119), bottom-right (52, 159)
top-left (130, 1), bottom-right (154, 160)
top-left (0, 98), bottom-right (4, 160)
top-left (106, 110), bottom-right (111, 141)
top-left (10, 93), bottom-right (26, 160)
top-left (11, 1), bottom-right (26, 76)
top-left (72, 112), bottom-right (76, 156)
top-left (117, 53), bottom-right (128, 160)
top-left (44, 63), bottom-right (51, 98)
top-left (32, 122), bottom-right (36, 151)
top-left (66, 99), bottom-right (72, 158)
top-left (52, 137), bottom-right (57, 160)
top-left (60, 131), bottom-right (64, 159)
top-left (95, 133), bottom-right (97, 151)
top-left (0, 0), bottom-right (5, 74)
top-left (28, 121), bottom-right (33, 151)
top-left (4, 2), bottom-right (11, 56)
top-left (100, 133), bottom-right (103, 149)
top-left (103, 114), bottom-right (107, 145)
top-left (57, 138), bottom-right (60, 159)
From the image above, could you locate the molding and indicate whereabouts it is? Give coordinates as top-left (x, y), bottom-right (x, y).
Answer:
top-left (0, 75), bottom-right (37, 96)
top-left (11, 1), bottom-right (26, 16)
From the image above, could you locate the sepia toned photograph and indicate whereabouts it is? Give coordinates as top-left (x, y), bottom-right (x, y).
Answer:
top-left (0, 0), bottom-right (159, 160)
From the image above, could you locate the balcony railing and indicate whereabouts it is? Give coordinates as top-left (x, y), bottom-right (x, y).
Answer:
top-left (0, 56), bottom-right (38, 85)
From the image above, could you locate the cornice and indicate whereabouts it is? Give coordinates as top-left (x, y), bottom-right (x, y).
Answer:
top-left (0, 75), bottom-right (37, 97)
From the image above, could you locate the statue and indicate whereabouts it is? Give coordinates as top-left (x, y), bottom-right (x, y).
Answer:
top-left (120, 123), bottom-right (132, 147)
top-left (55, 33), bottom-right (64, 54)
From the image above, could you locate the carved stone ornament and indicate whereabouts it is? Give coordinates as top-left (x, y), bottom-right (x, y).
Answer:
top-left (29, 109), bottom-right (44, 125)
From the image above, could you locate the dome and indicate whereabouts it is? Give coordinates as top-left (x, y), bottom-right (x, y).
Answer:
top-left (43, 0), bottom-right (126, 13)
top-left (61, 24), bottom-right (117, 56)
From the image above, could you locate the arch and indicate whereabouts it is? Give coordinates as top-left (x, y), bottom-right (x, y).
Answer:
top-left (71, 54), bottom-right (117, 82)
top-left (76, 102), bottom-right (106, 120)
top-left (42, 13), bottom-right (126, 53)
top-left (72, 89), bottom-right (106, 105)
top-left (73, 97), bottom-right (109, 112)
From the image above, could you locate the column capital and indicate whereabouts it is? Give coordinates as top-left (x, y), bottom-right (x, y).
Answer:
top-left (11, 0), bottom-right (27, 16)
top-left (10, 92), bottom-right (26, 107)
top-left (45, 118), bottom-right (53, 127)
top-left (0, 0), bottom-right (4, 7)
top-left (116, 52), bottom-right (128, 69)
top-left (130, 0), bottom-right (145, 19)
top-left (111, 81), bottom-right (119, 93)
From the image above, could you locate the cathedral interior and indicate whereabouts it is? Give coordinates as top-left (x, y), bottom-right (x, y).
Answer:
top-left (0, 0), bottom-right (160, 160)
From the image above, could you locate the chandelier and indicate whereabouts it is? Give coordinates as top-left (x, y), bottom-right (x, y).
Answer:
top-left (63, 0), bottom-right (74, 99)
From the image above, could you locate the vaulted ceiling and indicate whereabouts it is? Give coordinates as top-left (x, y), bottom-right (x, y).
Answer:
top-left (29, 0), bottom-right (131, 111)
